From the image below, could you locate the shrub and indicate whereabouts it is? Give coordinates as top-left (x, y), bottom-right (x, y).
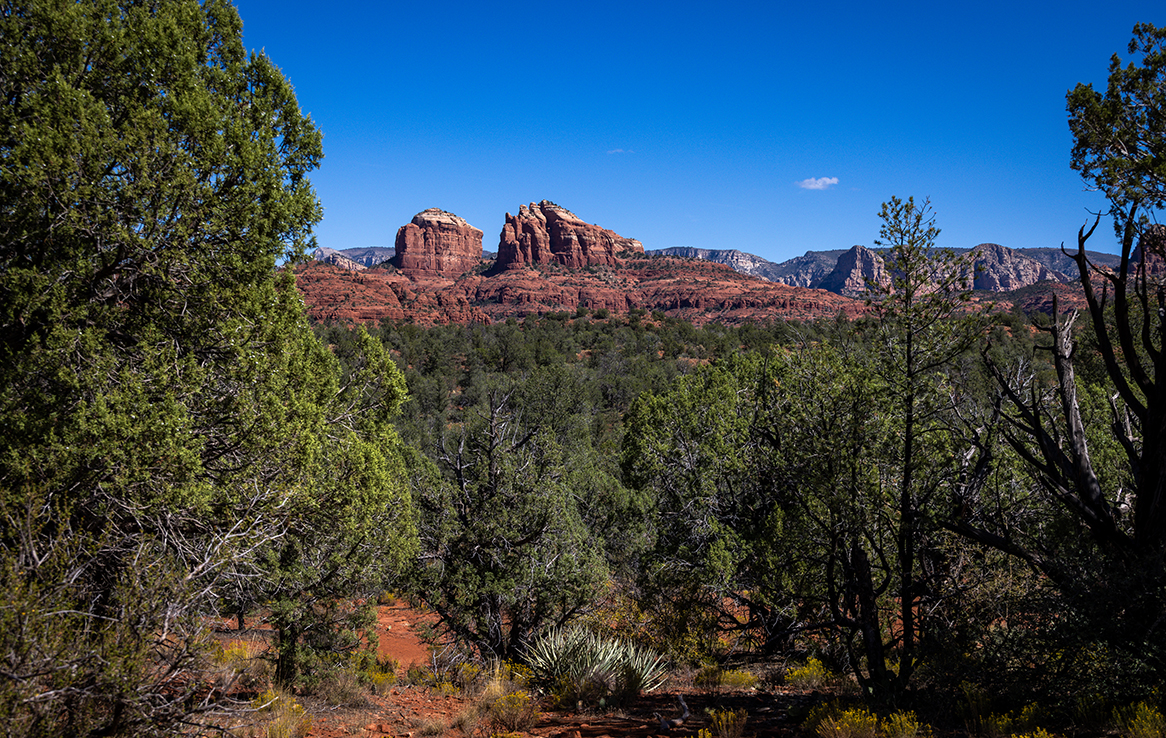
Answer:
top-left (453, 661), bottom-right (484, 692)
top-left (816, 707), bottom-right (879, 738)
top-left (694, 664), bottom-right (722, 690)
top-left (694, 665), bottom-right (758, 691)
top-left (247, 688), bottom-right (312, 738)
top-left (488, 691), bottom-right (539, 732)
top-left (405, 662), bottom-right (435, 686)
top-left (1114, 702), bottom-right (1166, 738)
top-left (721, 669), bottom-right (758, 689)
top-left (881, 711), bottom-right (923, 738)
top-left (787, 658), bottom-right (830, 690)
top-left (1073, 693), bottom-right (1110, 731)
top-left (361, 654), bottom-right (399, 693)
top-left (709, 708), bottom-right (748, 738)
top-left (476, 660), bottom-right (527, 707)
top-left (367, 670), bottom-right (396, 693)
top-left (972, 704), bottom-right (1043, 738)
top-left (377, 591), bottom-right (397, 606)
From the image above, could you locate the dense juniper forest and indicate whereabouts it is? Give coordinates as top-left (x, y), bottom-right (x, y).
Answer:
top-left (3, 2), bottom-right (1166, 737)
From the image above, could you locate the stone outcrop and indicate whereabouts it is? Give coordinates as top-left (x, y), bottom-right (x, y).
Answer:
top-left (1131, 224), bottom-right (1166, 277)
top-left (818, 245), bottom-right (891, 296)
top-left (654, 247), bottom-right (802, 283)
top-left (764, 250), bottom-right (847, 287)
top-left (496, 200), bottom-right (643, 270)
top-left (967, 243), bottom-right (1067, 290)
top-left (312, 247), bottom-right (367, 271)
top-left (392, 208), bottom-right (483, 277)
top-left (337, 246), bottom-right (395, 268)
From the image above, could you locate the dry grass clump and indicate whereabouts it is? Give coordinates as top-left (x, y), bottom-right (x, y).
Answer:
top-left (241, 687), bottom-right (312, 738)
top-left (411, 715), bottom-right (448, 736)
top-left (452, 707), bottom-right (481, 736)
top-left (309, 667), bottom-right (367, 707)
top-left (211, 638), bottom-right (271, 691)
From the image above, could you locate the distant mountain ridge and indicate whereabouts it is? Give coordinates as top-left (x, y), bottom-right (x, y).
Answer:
top-left (650, 244), bottom-right (1123, 295)
top-left (312, 246), bottom-right (396, 270)
top-left (298, 204), bottom-right (1142, 326)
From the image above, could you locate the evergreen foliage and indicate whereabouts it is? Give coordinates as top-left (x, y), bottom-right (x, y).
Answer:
top-left (0, 0), bottom-right (414, 732)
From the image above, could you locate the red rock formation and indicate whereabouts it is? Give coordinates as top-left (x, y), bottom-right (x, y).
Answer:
top-left (818, 245), bottom-right (891, 296)
top-left (293, 254), bottom-right (866, 327)
top-left (497, 201), bottom-right (644, 270)
top-left (392, 208), bottom-right (483, 277)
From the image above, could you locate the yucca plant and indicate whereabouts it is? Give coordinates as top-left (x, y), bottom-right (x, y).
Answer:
top-left (522, 625), bottom-right (668, 706)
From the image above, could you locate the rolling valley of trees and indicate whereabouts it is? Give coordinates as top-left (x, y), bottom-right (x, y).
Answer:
top-left (1, 0), bottom-right (1164, 734)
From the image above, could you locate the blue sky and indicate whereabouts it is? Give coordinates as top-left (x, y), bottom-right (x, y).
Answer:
top-left (234, 0), bottom-right (1161, 263)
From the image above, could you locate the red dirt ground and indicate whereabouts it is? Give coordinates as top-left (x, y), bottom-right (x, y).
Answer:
top-left (296, 603), bottom-right (812, 738)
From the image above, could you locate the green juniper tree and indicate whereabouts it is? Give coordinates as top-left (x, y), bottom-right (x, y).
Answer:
top-left (0, 0), bottom-right (414, 732)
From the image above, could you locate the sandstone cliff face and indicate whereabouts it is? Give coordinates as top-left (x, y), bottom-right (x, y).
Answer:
top-left (818, 245), bottom-right (891, 296)
top-left (968, 243), bottom-right (1067, 290)
top-left (497, 201), bottom-right (644, 270)
top-left (392, 208), bottom-right (484, 277)
top-left (293, 255), bottom-right (865, 327)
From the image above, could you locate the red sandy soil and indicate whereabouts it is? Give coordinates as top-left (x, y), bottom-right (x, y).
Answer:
top-left (296, 603), bottom-right (813, 738)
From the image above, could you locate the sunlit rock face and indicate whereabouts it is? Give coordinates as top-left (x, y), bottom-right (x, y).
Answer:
top-left (817, 245), bottom-right (891, 297)
top-left (392, 208), bottom-right (484, 277)
top-left (496, 200), bottom-right (643, 270)
top-left (967, 243), bottom-right (1067, 291)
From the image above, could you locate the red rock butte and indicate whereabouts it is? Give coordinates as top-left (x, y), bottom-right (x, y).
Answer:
top-left (392, 208), bottom-right (483, 277)
top-left (497, 200), bottom-right (644, 270)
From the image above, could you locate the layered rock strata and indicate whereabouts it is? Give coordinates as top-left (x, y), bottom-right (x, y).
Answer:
top-left (497, 200), bottom-right (644, 270)
top-left (392, 208), bottom-right (484, 277)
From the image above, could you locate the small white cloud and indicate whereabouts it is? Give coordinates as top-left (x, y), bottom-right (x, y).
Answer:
top-left (607, 148), bottom-right (634, 154)
top-left (797, 176), bottom-right (839, 190)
